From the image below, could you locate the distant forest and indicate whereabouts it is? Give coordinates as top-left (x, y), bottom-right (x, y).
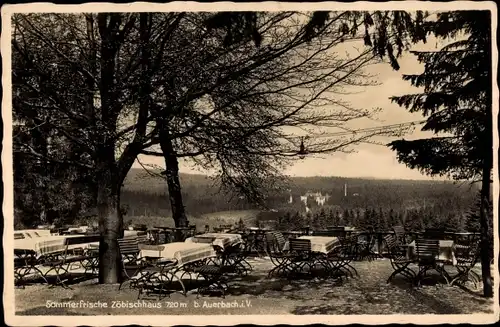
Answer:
top-left (122, 169), bottom-right (480, 231)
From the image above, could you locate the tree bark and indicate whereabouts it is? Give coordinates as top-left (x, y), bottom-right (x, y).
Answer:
top-left (96, 144), bottom-right (124, 284)
top-left (479, 162), bottom-right (493, 297)
top-left (159, 128), bottom-right (188, 240)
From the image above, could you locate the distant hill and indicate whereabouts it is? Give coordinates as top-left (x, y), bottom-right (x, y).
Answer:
top-left (124, 168), bottom-right (214, 193)
top-left (124, 168), bottom-right (470, 193)
top-left (122, 168), bottom-right (478, 218)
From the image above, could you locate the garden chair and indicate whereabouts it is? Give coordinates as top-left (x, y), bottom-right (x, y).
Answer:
top-left (137, 257), bottom-right (180, 300)
top-left (392, 225), bottom-right (410, 245)
top-left (449, 234), bottom-right (481, 290)
top-left (414, 236), bottom-right (449, 286)
top-left (223, 240), bottom-right (253, 276)
top-left (194, 264), bottom-right (227, 298)
top-left (327, 235), bottom-right (359, 279)
top-left (288, 238), bottom-right (314, 277)
top-left (357, 227), bottom-right (377, 261)
top-left (383, 234), bottom-right (416, 283)
top-left (248, 229), bottom-right (267, 257)
top-left (193, 243), bottom-right (246, 298)
top-left (117, 236), bottom-right (155, 291)
top-left (265, 231), bottom-right (292, 277)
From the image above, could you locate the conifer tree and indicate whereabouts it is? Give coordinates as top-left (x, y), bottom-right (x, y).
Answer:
top-left (387, 11), bottom-right (492, 296)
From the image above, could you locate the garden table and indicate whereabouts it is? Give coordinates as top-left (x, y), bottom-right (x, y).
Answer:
top-left (14, 235), bottom-right (101, 288)
top-left (139, 242), bottom-right (217, 266)
top-left (138, 242), bottom-right (218, 297)
top-left (407, 239), bottom-right (456, 265)
top-left (14, 230), bottom-right (48, 239)
top-left (185, 233), bottom-right (243, 250)
top-left (16, 229), bottom-right (53, 238)
top-left (283, 235), bottom-right (340, 254)
top-left (15, 235), bottom-right (99, 257)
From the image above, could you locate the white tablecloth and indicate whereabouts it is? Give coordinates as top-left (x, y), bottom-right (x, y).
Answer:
top-left (14, 235), bottom-right (98, 257)
top-left (139, 242), bottom-right (216, 266)
top-left (283, 236), bottom-right (340, 254)
top-left (14, 229), bottom-right (52, 239)
top-left (67, 226), bottom-right (90, 233)
top-left (124, 230), bottom-right (145, 237)
top-left (185, 233), bottom-right (243, 249)
top-left (407, 240), bottom-right (456, 264)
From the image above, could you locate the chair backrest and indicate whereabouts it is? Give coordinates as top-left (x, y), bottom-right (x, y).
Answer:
top-left (453, 239), bottom-right (480, 267)
top-left (383, 234), bottom-right (398, 250)
top-left (265, 231), bottom-right (286, 253)
top-left (392, 225), bottom-right (406, 242)
top-left (273, 231), bottom-right (286, 249)
top-left (289, 238), bottom-right (311, 253)
top-left (117, 237), bottom-right (139, 255)
top-left (415, 237), bottom-right (439, 258)
top-left (341, 234), bottom-right (359, 253)
top-left (265, 231), bottom-right (286, 251)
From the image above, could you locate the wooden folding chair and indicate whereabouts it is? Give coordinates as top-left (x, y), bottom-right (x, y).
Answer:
top-left (117, 236), bottom-right (153, 291)
top-left (414, 237), bottom-right (449, 286)
top-left (450, 234), bottom-right (480, 289)
top-left (288, 238), bottom-right (313, 277)
top-left (392, 225), bottom-right (410, 245)
top-left (265, 231), bottom-right (292, 278)
top-left (384, 234), bottom-right (416, 283)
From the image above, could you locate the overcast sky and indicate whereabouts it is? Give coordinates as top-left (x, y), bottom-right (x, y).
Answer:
top-left (134, 37), bottom-right (449, 181)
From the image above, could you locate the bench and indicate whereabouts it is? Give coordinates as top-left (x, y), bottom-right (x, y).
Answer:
top-left (42, 235), bottom-right (101, 288)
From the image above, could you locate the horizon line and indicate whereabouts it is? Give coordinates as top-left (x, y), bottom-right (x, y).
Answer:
top-left (128, 168), bottom-right (458, 183)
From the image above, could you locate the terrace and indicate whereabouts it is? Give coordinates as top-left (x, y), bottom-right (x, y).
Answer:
top-left (13, 226), bottom-right (494, 315)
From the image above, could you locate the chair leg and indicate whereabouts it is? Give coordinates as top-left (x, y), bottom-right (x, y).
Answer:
top-left (436, 265), bottom-right (450, 285)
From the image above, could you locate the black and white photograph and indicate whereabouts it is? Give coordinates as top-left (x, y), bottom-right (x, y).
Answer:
top-left (2, 1), bottom-right (498, 325)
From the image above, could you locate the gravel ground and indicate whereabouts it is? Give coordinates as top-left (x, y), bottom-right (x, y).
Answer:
top-left (15, 258), bottom-right (493, 315)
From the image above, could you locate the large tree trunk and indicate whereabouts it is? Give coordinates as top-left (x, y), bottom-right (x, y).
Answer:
top-left (96, 143), bottom-right (125, 284)
top-left (160, 129), bottom-right (188, 240)
top-left (96, 171), bottom-right (124, 284)
top-left (479, 163), bottom-right (493, 297)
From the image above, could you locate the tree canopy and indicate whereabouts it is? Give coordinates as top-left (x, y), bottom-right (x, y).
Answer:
top-left (12, 11), bottom-right (428, 282)
top-left (386, 10), bottom-right (493, 297)
top-left (388, 11), bottom-right (492, 182)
